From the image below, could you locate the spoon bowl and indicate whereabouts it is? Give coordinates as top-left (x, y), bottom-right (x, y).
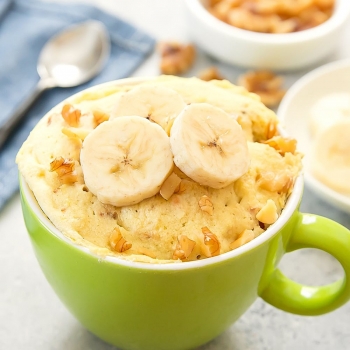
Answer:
top-left (0, 20), bottom-right (110, 149)
top-left (38, 20), bottom-right (110, 88)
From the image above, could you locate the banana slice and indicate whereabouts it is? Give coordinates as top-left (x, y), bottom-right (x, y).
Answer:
top-left (170, 103), bottom-right (250, 189)
top-left (309, 92), bottom-right (350, 136)
top-left (110, 85), bottom-right (186, 135)
top-left (310, 120), bottom-right (350, 195)
top-left (80, 116), bottom-right (174, 206)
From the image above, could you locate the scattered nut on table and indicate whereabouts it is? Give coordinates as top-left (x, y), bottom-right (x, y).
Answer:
top-left (197, 66), bottom-right (225, 81)
top-left (237, 70), bottom-right (286, 107)
top-left (158, 41), bottom-right (196, 75)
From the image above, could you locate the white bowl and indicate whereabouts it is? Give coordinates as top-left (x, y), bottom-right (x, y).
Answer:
top-left (278, 59), bottom-right (350, 213)
top-left (185, 0), bottom-right (350, 71)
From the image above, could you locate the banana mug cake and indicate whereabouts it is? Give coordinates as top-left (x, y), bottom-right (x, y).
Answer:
top-left (16, 76), bottom-right (302, 263)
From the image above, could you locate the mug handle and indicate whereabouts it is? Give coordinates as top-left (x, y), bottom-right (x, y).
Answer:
top-left (260, 212), bottom-right (350, 315)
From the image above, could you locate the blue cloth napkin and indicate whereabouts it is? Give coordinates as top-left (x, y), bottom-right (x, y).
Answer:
top-left (0, 0), bottom-right (155, 210)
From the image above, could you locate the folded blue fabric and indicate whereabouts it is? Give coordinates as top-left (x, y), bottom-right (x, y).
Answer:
top-left (0, 0), bottom-right (155, 210)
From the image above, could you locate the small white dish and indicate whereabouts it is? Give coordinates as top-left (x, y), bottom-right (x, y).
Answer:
top-left (185, 0), bottom-right (350, 70)
top-left (278, 59), bottom-right (350, 213)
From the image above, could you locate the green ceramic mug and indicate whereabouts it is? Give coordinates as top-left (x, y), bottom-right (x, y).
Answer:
top-left (20, 172), bottom-right (350, 350)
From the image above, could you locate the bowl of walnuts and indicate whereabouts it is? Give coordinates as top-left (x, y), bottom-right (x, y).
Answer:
top-left (185, 0), bottom-right (350, 70)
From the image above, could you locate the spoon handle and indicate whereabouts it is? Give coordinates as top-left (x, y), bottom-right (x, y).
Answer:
top-left (0, 79), bottom-right (51, 151)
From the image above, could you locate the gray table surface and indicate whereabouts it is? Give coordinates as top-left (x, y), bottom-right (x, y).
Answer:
top-left (1, 1), bottom-right (350, 349)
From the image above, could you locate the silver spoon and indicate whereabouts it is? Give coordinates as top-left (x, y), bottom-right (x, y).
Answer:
top-left (0, 20), bottom-right (110, 149)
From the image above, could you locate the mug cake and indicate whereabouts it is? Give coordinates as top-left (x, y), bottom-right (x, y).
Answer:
top-left (16, 76), bottom-right (302, 263)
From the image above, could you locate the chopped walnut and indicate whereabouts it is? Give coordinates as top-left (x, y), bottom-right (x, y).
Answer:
top-left (61, 104), bottom-right (81, 127)
top-left (173, 235), bottom-right (196, 261)
top-left (263, 136), bottom-right (297, 155)
top-left (237, 70), bottom-right (286, 107)
top-left (109, 228), bottom-right (132, 253)
top-left (227, 7), bottom-right (276, 33)
top-left (158, 41), bottom-right (196, 75)
top-left (315, 0), bottom-right (334, 10)
top-left (207, 0), bottom-right (334, 33)
top-left (160, 172), bottom-right (182, 200)
top-left (266, 120), bottom-right (278, 140)
top-left (256, 199), bottom-right (278, 224)
top-left (297, 6), bottom-right (329, 30)
top-left (209, 0), bottom-right (226, 7)
top-left (201, 227), bottom-right (221, 257)
top-left (230, 229), bottom-right (255, 250)
top-left (61, 127), bottom-right (89, 141)
top-left (198, 195), bottom-right (214, 215)
top-left (282, 177), bottom-right (294, 195)
top-left (198, 67), bottom-right (225, 81)
top-left (174, 181), bottom-right (186, 194)
top-left (209, 0), bottom-right (243, 21)
top-left (257, 171), bottom-right (294, 193)
top-left (49, 157), bottom-right (78, 184)
top-left (93, 110), bottom-right (109, 127)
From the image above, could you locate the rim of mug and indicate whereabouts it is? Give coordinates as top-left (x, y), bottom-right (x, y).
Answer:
top-left (20, 77), bottom-right (304, 271)
top-left (21, 175), bottom-right (303, 270)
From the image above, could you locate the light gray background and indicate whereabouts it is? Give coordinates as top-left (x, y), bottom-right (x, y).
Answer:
top-left (1, 1), bottom-right (350, 349)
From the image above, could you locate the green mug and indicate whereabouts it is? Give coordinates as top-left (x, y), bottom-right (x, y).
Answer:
top-left (19, 173), bottom-right (350, 350)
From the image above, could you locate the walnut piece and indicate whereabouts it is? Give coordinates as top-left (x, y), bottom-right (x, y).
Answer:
top-left (109, 228), bottom-right (132, 253)
top-left (61, 127), bottom-right (89, 141)
top-left (209, 0), bottom-right (243, 21)
top-left (263, 136), bottom-right (297, 155)
top-left (198, 195), bottom-right (214, 215)
top-left (160, 172), bottom-right (182, 200)
top-left (49, 157), bottom-right (78, 184)
top-left (173, 235), bottom-right (196, 261)
top-left (230, 229), bottom-right (255, 250)
top-left (256, 199), bottom-right (278, 224)
top-left (61, 104), bottom-right (81, 127)
top-left (257, 171), bottom-right (294, 193)
top-left (237, 70), bottom-right (286, 107)
top-left (208, 0), bottom-right (334, 33)
top-left (158, 41), bottom-right (196, 75)
top-left (201, 227), bottom-right (220, 257)
top-left (198, 67), bottom-right (224, 81)
top-left (93, 110), bottom-right (109, 127)
top-left (266, 120), bottom-right (278, 140)
top-left (174, 181), bottom-right (186, 194)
